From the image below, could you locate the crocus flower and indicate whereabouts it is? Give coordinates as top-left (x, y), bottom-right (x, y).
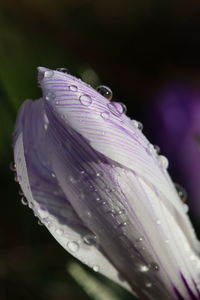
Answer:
top-left (13, 68), bottom-right (200, 300)
top-left (144, 83), bottom-right (200, 220)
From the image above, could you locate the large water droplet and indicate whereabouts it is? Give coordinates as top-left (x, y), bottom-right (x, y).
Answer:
top-left (175, 183), bottom-right (187, 202)
top-left (96, 85), bottom-right (113, 100)
top-left (92, 265), bottom-right (99, 272)
top-left (79, 94), bottom-right (92, 106)
top-left (83, 233), bottom-right (98, 246)
top-left (67, 241), bottom-right (79, 252)
top-left (101, 111), bottom-right (110, 120)
top-left (56, 68), bottom-right (68, 73)
top-left (149, 262), bottom-right (159, 272)
top-left (107, 102), bottom-right (126, 116)
top-left (44, 70), bottom-right (54, 78)
top-left (69, 85), bottom-right (78, 92)
top-left (45, 92), bottom-right (56, 102)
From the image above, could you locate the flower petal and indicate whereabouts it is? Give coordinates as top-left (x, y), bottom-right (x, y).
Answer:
top-left (13, 98), bottom-right (132, 293)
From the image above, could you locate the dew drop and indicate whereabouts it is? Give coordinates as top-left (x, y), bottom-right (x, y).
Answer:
top-left (79, 94), bottom-right (92, 106)
top-left (158, 155), bottom-right (169, 169)
top-left (107, 102), bottom-right (126, 116)
top-left (175, 183), bottom-right (187, 202)
top-left (92, 265), bottom-right (99, 272)
top-left (21, 197), bottom-right (28, 206)
top-left (44, 123), bottom-right (48, 130)
top-left (38, 220), bottom-right (43, 226)
top-left (140, 265), bottom-right (149, 272)
top-left (9, 162), bottom-right (16, 172)
top-left (55, 228), bottom-right (64, 236)
top-left (132, 120), bottom-right (143, 130)
top-left (96, 197), bottom-right (101, 202)
top-left (83, 233), bottom-right (98, 246)
top-left (145, 282), bottom-right (152, 288)
top-left (95, 171), bottom-right (103, 177)
top-left (136, 237), bottom-right (144, 242)
top-left (183, 203), bottom-right (189, 213)
top-left (101, 111), bottom-right (110, 120)
top-left (69, 176), bottom-right (76, 183)
top-left (51, 172), bottom-right (56, 178)
top-left (67, 241), bottom-right (79, 252)
top-left (69, 85), bottom-right (78, 92)
top-left (149, 262), bottom-right (159, 272)
top-left (154, 145), bottom-right (160, 154)
top-left (45, 92), bottom-right (56, 102)
top-left (96, 85), bottom-right (113, 100)
top-left (44, 70), bottom-right (54, 78)
top-left (56, 68), bottom-right (68, 73)
top-left (156, 219), bottom-right (161, 225)
top-left (165, 239), bottom-right (170, 243)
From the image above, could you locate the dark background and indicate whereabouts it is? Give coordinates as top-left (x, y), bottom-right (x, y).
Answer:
top-left (1, 1), bottom-right (200, 299)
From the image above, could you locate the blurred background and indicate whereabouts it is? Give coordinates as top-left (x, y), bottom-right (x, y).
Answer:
top-left (1, 0), bottom-right (200, 299)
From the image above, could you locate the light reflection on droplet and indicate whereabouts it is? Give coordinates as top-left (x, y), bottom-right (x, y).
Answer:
top-left (79, 94), bottom-right (92, 106)
top-left (67, 241), bottom-right (79, 252)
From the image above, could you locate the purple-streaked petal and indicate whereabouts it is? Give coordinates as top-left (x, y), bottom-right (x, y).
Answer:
top-left (13, 98), bottom-right (132, 293)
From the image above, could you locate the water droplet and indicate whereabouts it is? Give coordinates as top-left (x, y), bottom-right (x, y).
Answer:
top-left (83, 233), bottom-right (98, 246)
top-left (149, 262), bottom-right (159, 272)
top-left (95, 171), bottom-right (103, 177)
top-left (67, 241), bottom-right (79, 252)
top-left (45, 92), bottom-right (56, 102)
top-left (132, 120), bottom-right (143, 130)
top-left (69, 176), bottom-right (76, 183)
top-left (145, 282), bottom-right (152, 288)
top-left (140, 265), bottom-right (149, 272)
top-left (183, 203), bottom-right (189, 213)
top-left (51, 172), bottom-right (56, 178)
top-left (80, 170), bottom-right (85, 175)
top-left (79, 94), bottom-right (92, 106)
top-left (136, 237), bottom-right (144, 242)
top-left (107, 102), bottom-right (126, 116)
top-left (55, 228), bottom-right (64, 236)
top-left (21, 197), bottom-right (28, 205)
top-left (44, 123), bottom-right (48, 130)
top-left (56, 68), bottom-right (68, 73)
top-left (9, 162), bottom-right (16, 171)
top-left (69, 85), bottom-right (78, 92)
top-left (165, 239), bottom-right (170, 243)
top-left (92, 265), bottom-right (99, 272)
top-left (175, 183), bottom-right (187, 202)
top-left (96, 197), bottom-right (101, 202)
top-left (101, 111), bottom-right (110, 120)
top-left (156, 219), bottom-right (161, 225)
top-left (96, 85), bottom-right (113, 100)
top-left (44, 70), bottom-right (54, 78)
top-left (38, 220), bottom-right (43, 226)
top-left (158, 155), bottom-right (169, 169)
top-left (154, 145), bottom-right (160, 154)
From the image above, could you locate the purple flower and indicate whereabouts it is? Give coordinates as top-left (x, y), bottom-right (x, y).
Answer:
top-left (145, 83), bottom-right (200, 220)
top-left (13, 68), bottom-right (200, 300)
